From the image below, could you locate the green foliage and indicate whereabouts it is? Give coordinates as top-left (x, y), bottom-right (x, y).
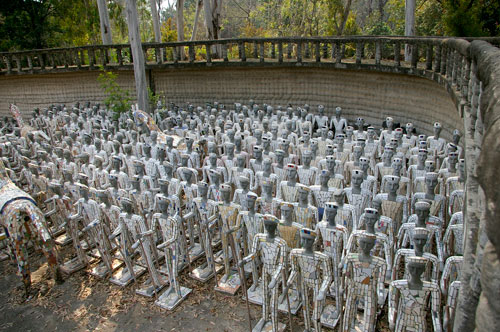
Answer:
top-left (97, 71), bottom-right (132, 120)
top-left (442, 0), bottom-right (499, 36)
top-left (148, 87), bottom-right (163, 110)
top-left (2, 0), bottom-right (499, 53)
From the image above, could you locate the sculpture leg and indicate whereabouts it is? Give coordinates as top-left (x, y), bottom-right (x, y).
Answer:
top-left (363, 291), bottom-right (377, 332)
top-left (70, 219), bottom-right (87, 265)
top-left (171, 246), bottom-right (181, 297)
top-left (262, 272), bottom-right (270, 325)
top-left (221, 234), bottom-right (230, 277)
top-left (301, 283), bottom-right (312, 331)
top-left (271, 277), bottom-right (280, 332)
top-left (312, 287), bottom-right (322, 332)
top-left (342, 290), bottom-right (356, 332)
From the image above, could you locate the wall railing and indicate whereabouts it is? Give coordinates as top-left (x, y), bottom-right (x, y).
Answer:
top-left (1, 36), bottom-right (500, 331)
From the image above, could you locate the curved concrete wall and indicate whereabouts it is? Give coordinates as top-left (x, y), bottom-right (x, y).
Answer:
top-left (0, 66), bottom-right (461, 139)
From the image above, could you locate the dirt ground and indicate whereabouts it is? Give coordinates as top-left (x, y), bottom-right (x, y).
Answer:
top-left (0, 249), bottom-right (391, 332)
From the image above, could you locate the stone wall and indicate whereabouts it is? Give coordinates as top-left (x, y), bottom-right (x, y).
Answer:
top-left (0, 66), bottom-right (461, 139)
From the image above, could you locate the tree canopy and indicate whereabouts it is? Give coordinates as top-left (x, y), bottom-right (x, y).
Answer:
top-left (0, 0), bottom-right (498, 51)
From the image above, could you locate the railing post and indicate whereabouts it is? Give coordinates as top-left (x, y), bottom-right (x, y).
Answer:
top-left (452, 50), bottom-right (458, 86)
top-left (80, 49), bottom-right (86, 67)
top-left (239, 42), bottom-right (246, 62)
top-left (426, 44), bottom-right (433, 70)
top-left (253, 41), bottom-right (258, 59)
top-left (375, 40), bottom-right (381, 66)
top-left (434, 44), bottom-right (441, 73)
top-left (356, 42), bottom-right (362, 65)
top-left (446, 47), bottom-right (452, 78)
top-left (287, 43), bottom-right (292, 59)
top-left (271, 43), bottom-right (276, 59)
top-left (189, 45), bottom-right (195, 63)
top-left (75, 49), bottom-right (81, 68)
top-left (322, 43), bottom-right (328, 59)
top-left (394, 41), bottom-right (401, 67)
top-left (117, 47), bottom-right (123, 66)
top-left (5, 55), bottom-right (12, 74)
top-left (315, 42), bottom-right (321, 62)
top-left (27, 54), bottom-right (33, 72)
top-left (296, 41), bottom-right (302, 63)
top-left (259, 42), bottom-right (264, 63)
top-left (89, 48), bottom-right (95, 69)
top-left (15, 55), bottom-right (21, 72)
top-left (39, 53), bottom-right (45, 70)
top-left (223, 44), bottom-right (228, 62)
top-left (206, 44), bottom-right (211, 64)
top-left (278, 42), bottom-right (283, 63)
top-left (440, 45), bottom-right (447, 75)
top-left (173, 46), bottom-right (178, 63)
top-left (411, 43), bottom-right (418, 68)
top-left (304, 42), bottom-right (310, 59)
top-left (335, 42), bottom-right (342, 64)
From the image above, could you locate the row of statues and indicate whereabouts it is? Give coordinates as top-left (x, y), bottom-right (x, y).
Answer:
top-left (0, 100), bottom-right (464, 331)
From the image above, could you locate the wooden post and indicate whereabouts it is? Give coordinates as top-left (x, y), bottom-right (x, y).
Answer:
top-left (97, 0), bottom-right (113, 45)
top-left (404, 0), bottom-right (416, 61)
top-left (125, 0), bottom-right (149, 113)
top-left (150, 0), bottom-right (164, 60)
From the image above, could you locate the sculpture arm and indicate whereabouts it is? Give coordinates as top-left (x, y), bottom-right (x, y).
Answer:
top-left (240, 236), bottom-right (259, 266)
top-left (270, 244), bottom-right (285, 289)
top-left (318, 256), bottom-right (332, 301)
top-left (388, 283), bottom-right (398, 330)
top-left (431, 287), bottom-right (442, 332)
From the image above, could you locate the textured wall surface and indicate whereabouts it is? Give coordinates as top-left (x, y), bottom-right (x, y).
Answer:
top-left (0, 66), bottom-right (461, 139)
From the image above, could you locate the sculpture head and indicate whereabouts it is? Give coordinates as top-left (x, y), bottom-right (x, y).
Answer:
top-left (364, 208), bottom-right (379, 232)
top-left (246, 192), bottom-right (257, 211)
top-left (433, 122), bottom-right (442, 137)
top-left (300, 228), bottom-right (316, 253)
top-left (209, 169), bottom-right (221, 186)
top-left (121, 197), bottom-right (133, 214)
top-left (298, 185), bottom-right (310, 203)
top-left (280, 202), bottom-right (294, 221)
top-left (415, 200), bottom-right (431, 223)
top-left (385, 175), bottom-right (400, 194)
top-left (261, 179), bottom-right (273, 196)
top-left (238, 175), bottom-right (249, 191)
top-left (407, 256), bottom-right (427, 285)
top-left (391, 157), bottom-right (403, 175)
top-left (351, 169), bottom-right (364, 188)
top-left (236, 154), bottom-right (246, 168)
top-left (333, 188), bottom-right (345, 205)
top-left (424, 172), bottom-right (438, 192)
top-left (326, 156), bottom-right (336, 173)
top-left (335, 107), bottom-right (342, 117)
top-left (253, 146), bottom-right (263, 160)
top-left (302, 150), bottom-right (312, 167)
top-left (413, 227), bottom-right (429, 256)
top-left (263, 158), bottom-right (272, 173)
top-left (263, 214), bottom-right (279, 238)
top-left (285, 164), bottom-right (298, 181)
top-left (386, 117), bottom-right (394, 129)
top-left (198, 181), bottom-right (209, 197)
top-left (325, 202), bottom-right (338, 225)
top-left (424, 160), bottom-right (436, 173)
top-left (220, 184), bottom-right (231, 203)
top-left (358, 233), bottom-right (376, 256)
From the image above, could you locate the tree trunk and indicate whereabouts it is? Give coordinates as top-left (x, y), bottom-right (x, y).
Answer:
top-left (191, 0), bottom-right (203, 41)
top-left (338, 0), bottom-right (352, 35)
top-left (404, 0), bottom-right (416, 61)
top-left (125, 0), bottom-right (149, 113)
top-left (150, 0), bottom-right (161, 42)
top-left (97, 0), bottom-right (113, 44)
top-left (203, 0), bottom-right (222, 56)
